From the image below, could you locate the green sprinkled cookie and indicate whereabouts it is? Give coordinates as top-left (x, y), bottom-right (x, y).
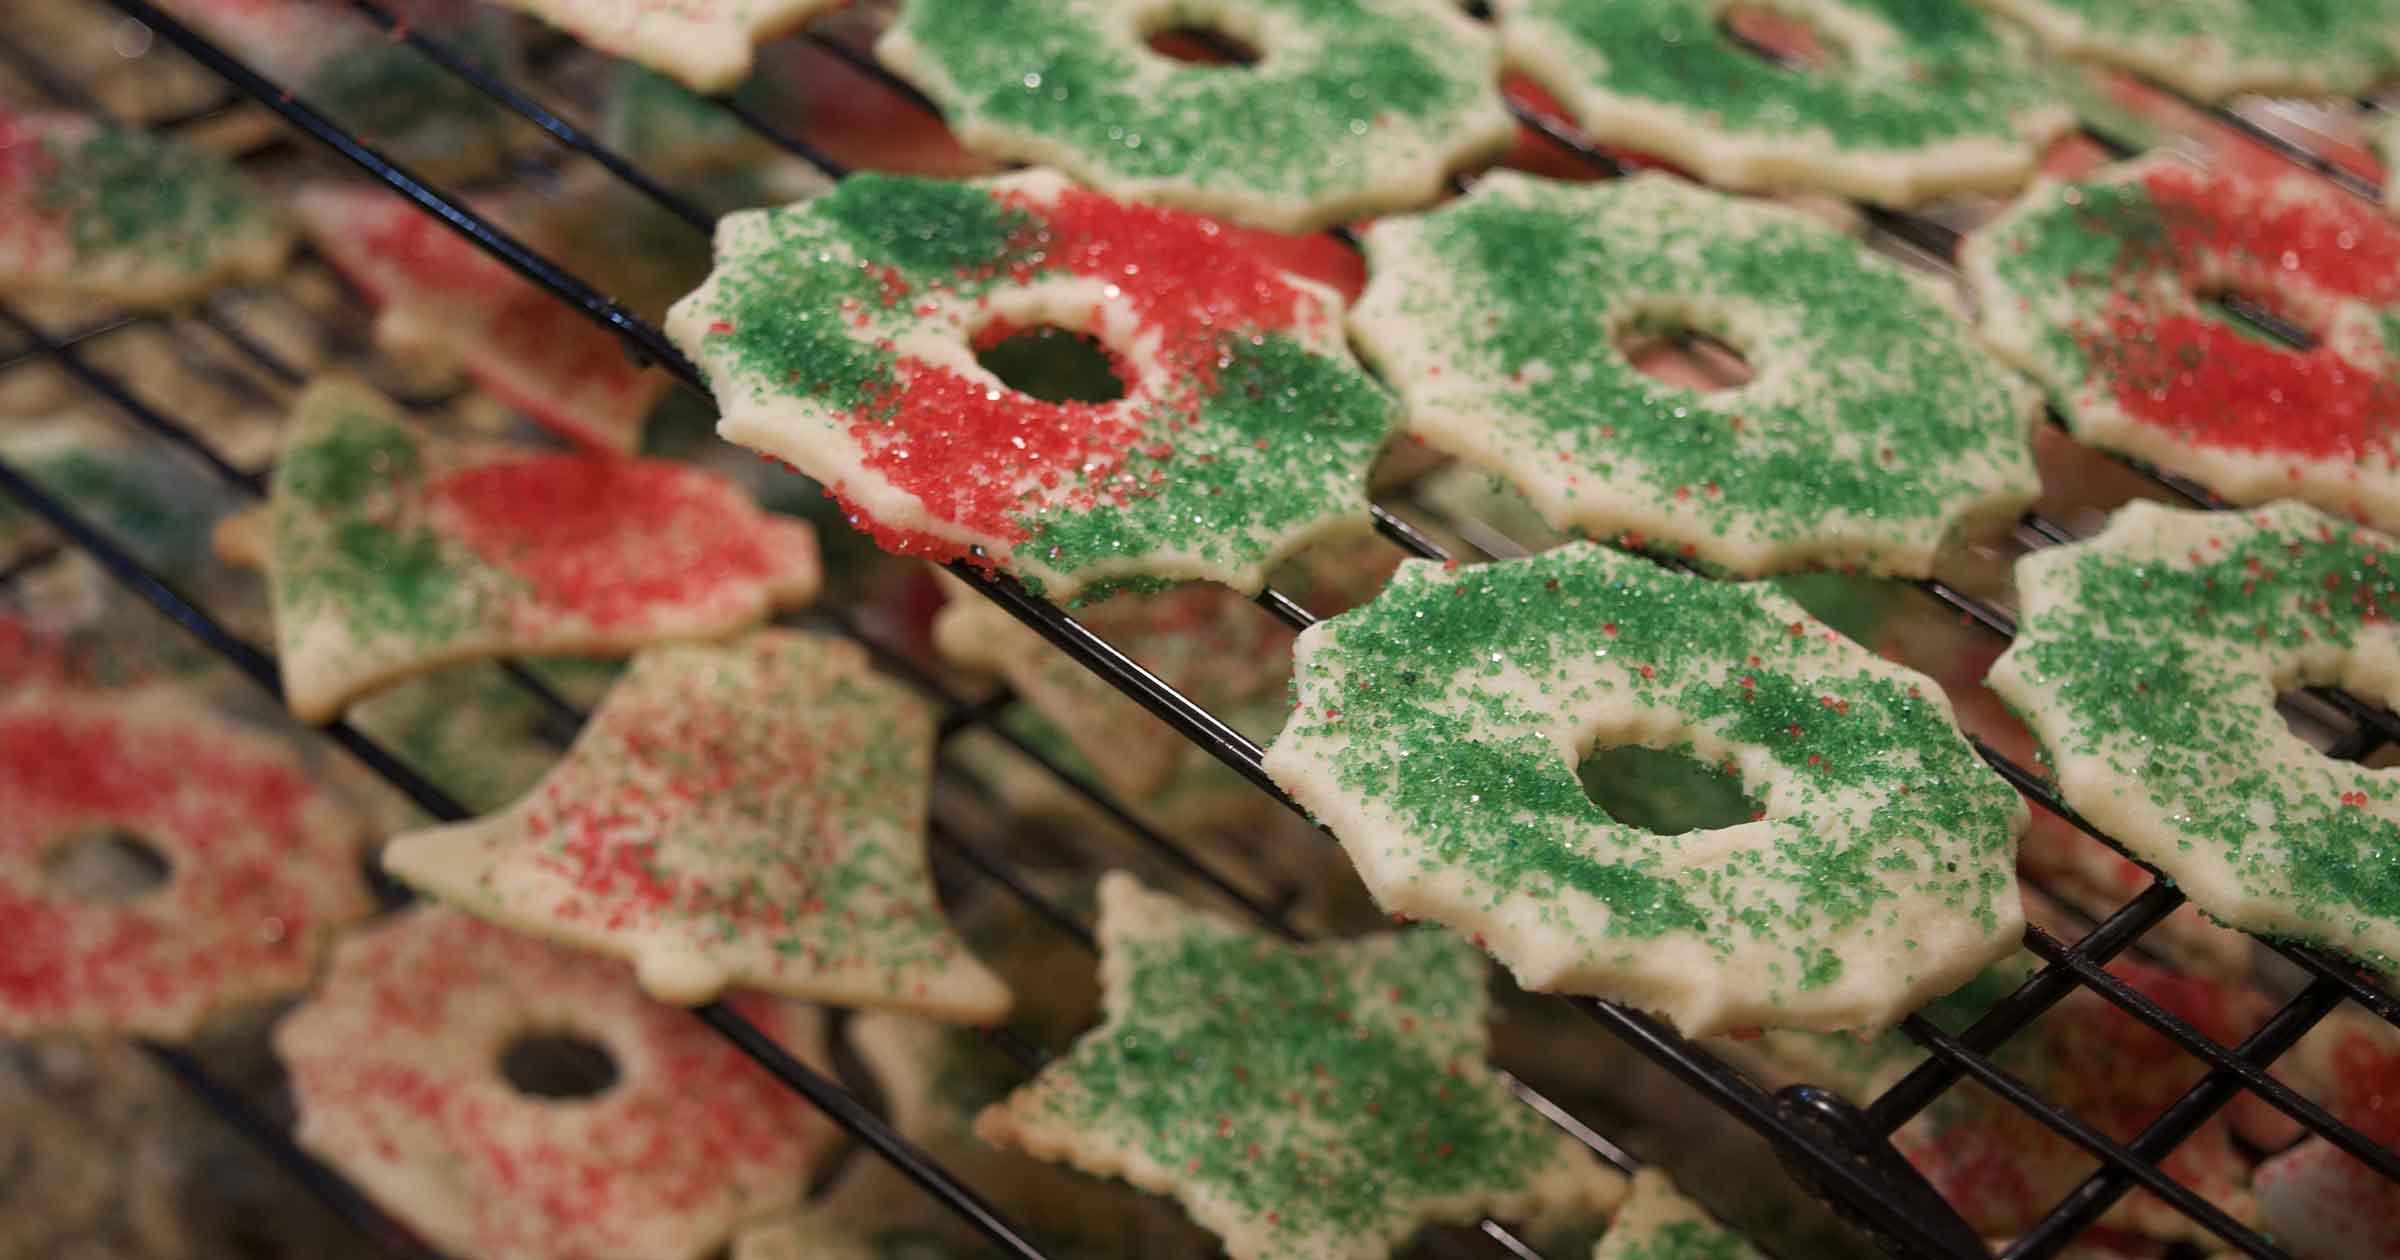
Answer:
top-left (486, 0), bottom-right (838, 92)
top-left (1351, 173), bottom-right (2041, 577)
top-left (1961, 154), bottom-right (2400, 531)
top-left (1990, 500), bottom-right (2400, 975)
top-left (1262, 544), bottom-right (2027, 1035)
top-left (0, 109), bottom-right (289, 311)
top-left (877, 0), bottom-right (1515, 233)
top-left (1591, 1171), bottom-right (1765, 1260)
top-left (976, 874), bottom-right (1625, 1260)
top-left (251, 376), bottom-right (821, 723)
top-left (668, 170), bottom-right (1395, 599)
top-left (1492, 0), bottom-right (2073, 206)
top-left (1978, 0), bottom-right (2400, 102)
top-left (382, 629), bottom-right (1012, 1021)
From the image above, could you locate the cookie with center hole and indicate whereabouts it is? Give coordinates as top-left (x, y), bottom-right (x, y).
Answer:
top-left (277, 906), bottom-right (835, 1260)
top-left (1263, 543), bottom-right (2027, 1036)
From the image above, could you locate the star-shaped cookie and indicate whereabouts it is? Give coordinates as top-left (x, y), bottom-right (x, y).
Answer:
top-left (383, 628), bottom-right (1012, 1022)
top-left (975, 873), bottom-right (1623, 1260)
top-left (243, 375), bottom-right (820, 723)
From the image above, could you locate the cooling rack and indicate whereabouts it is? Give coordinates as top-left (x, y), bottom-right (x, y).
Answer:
top-left (2, 3), bottom-right (2397, 1257)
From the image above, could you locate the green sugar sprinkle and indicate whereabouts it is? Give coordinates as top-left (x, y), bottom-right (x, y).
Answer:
top-left (2016, 0), bottom-right (2400, 79)
top-left (1022, 891), bottom-right (1576, 1251)
top-left (2005, 506), bottom-right (2400, 962)
top-left (894, 0), bottom-right (1491, 204)
top-left (1373, 175), bottom-right (2032, 560)
top-left (1280, 543), bottom-right (2019, 988)
top-left (37, 127), bottom-right (257, 270)
top-left (1514, 0), bottom-right (2055, 149)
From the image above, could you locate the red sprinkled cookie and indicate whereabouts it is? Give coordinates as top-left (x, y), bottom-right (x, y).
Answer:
top-left (382, 629), bottom-right (1012, 1020)
top-left (2254, 1011), bottom-right (2400, 1260)
top-left (0, 108), bottom-right (290, 311)
top-left (278, 906), bottom-right (834, 1260)
top-left (244, 375), bottom-right (820, 723)
top-left (0, 685), bottom-right (371, 1040)
top-left (293, 184), bottom-right (670, 453)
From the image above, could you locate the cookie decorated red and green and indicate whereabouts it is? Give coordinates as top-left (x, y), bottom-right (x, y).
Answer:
top-left (876, 0), bottom-right (1515, 233)
top-left (1965, 155), bottom-right (2400, 528)
top-left (1352, 173), bottom-right (2041, 576)
top-left (0, 685), bottom-right (371, 1040)
top-left (668, 170), bottom-right (1395, 599)
top-left (1492, 0), bottom-right (2074, 205)
top-left (383, 630), bottom-right (1012, 1020)
top-left (294, 184), bottom-right (671, 452)
top-left (0, 108), bottom-right (289, 310)
top-left (976, 874), bottom-right (1625, 1260)
top-left (2255, 1011), bottom-right (2400, 1260)
top-left (1264, 544), bottom-right (2028, 1035)
top-left (1991, 501), bottom-right (2400, 975)
top-left (254, 376), bottom-right (820, 722)
top-left (1978, 0), bottom-right (2400, 101)
top-left (277, 906), bottom-right (834, 1260)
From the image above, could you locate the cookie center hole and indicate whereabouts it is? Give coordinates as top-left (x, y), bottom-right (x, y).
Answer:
top-left (1617, 323), bottom-right (1755, 394)
top-left (1578, 745), bottom-right (1763, 834)
top-left (1145, 22), bottom-right (1263, 67)
top-left (974, 322), bottom-right (1128, 404)
top-left (43, 829), bottom-right (172, 902)
top-left (499, 1032), bottom-right (620, 1100)
top-left (2197, 287), bottom-right (2321, 352)
top-left (1719, 6), bottom-right (1847, 72)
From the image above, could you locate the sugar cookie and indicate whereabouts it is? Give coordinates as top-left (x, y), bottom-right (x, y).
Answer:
top-left (877, 0), bottom-right (1515, 233)
top-left (293, 183), bottom-right (671, 453)
top-left (252, 376), bottom-right (820, 723)
top-left (1492, 0), bottom-right (2073, 205)
top-left (384, 629), bottom-right (1013, 1020)
top-left (486, 0), bottom-right (836, 93)
top-left (1264, 544), bottom-right (2027, 1035)
top-left (1978, 0), bottom-right (2400, 102)
top-left (1352, 173), bottom-right (2040, 575)
top-left (1991, 500), bottom-right (2400, 973)
top-left (0, 109), bottom-right (289, 310)
top-left (976, 873), bottom-right (1625, 1260)
top-left (278, 906), bottom-right (834, 1260)
top-left (1964, 155), bottom-right (2400, 529)
top-left (2255, 1012), bottom-right (2400, 1260)
top-left (668, 169), bottom-right (1394, 599)
top-left (0, 686), bottom-right (370, 1040)
top-left (1591, 1171), bottom-right (1765, 1260)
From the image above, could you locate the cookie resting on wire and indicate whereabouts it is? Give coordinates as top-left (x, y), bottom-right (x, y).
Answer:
top-left (1962, 155), bottom-right (2400, 529)
top-left (244, 376), bottom-right (820, 723)
top-left (975, 873), bottom-right (1626, 1260)
top-left (1262, 544), bottom-right (2027, 1036)
top-left (0, 108), bottom-right (290, 310)
top-left (1591, 1171), bottom-right (1767, 1260)
top-left (666, 170), bottom-right (1395, 600)
top-left (1350, 172), bottom-right (2041, 577)
top-left (276, 907), bottom-right (834, 1260)
top-left (0, 686), bottom-right (371, 1040)
top-left (383, 629), bottom-right (1013, 1021)
top-left (1978, 0), bottom-right (2400, 102)
top-left (875, 0), bottom-right (1516, 233)
top-left (1989, 500), bottom-right (2400, 976)
top-left (483, 0), bottom-right (837, 93)
top-left (1490, 0), bottom-right (2073, 206)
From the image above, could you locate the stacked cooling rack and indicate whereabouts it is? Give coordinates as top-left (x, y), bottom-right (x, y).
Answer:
top-left (3, 2), bottom-right (2399, 1257)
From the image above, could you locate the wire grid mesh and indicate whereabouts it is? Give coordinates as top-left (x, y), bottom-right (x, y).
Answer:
top-left (0, 3), bottom-right (2394, 1258)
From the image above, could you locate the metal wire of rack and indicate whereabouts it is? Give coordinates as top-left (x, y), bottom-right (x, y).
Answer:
top-left (0, 3), bottom-right (2394, 1258)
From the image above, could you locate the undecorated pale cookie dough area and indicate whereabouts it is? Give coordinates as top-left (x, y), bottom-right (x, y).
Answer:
top-left (878, 0), bottom-right (1515, 233)
top-left (1992, 500), bottom-right (2400, 976)
top-left (486, 0), bottom-right (838, 93)
top-left (1265, 543), bottom-right (2027, 1036)
top-left (1352, 172), bottom-right (2040, 576)
top-left (1492, 0), bottom-right (2073, 205)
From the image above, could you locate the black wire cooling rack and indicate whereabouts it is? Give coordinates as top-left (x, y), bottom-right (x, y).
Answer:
top-left (4, 3), bottom-right (2399, 1257)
